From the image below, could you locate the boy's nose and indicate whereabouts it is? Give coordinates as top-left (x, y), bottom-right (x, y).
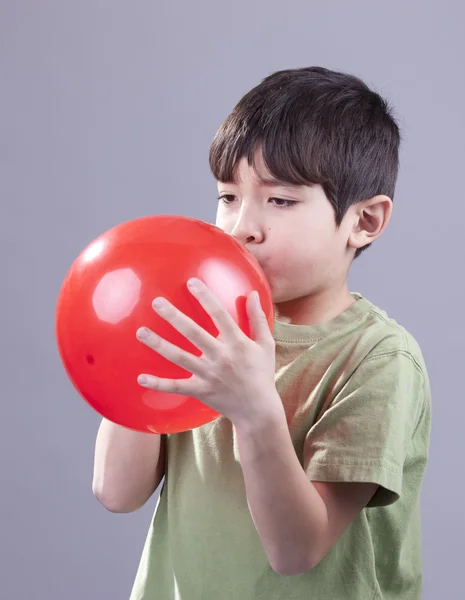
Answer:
top-left (231, 223), bottom-right (264, 246)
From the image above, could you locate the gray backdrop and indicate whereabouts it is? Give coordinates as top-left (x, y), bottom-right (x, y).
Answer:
top-left (1, 1), bottom-right (463, 599)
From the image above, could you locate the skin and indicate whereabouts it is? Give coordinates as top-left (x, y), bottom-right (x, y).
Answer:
top-left (216, 150), bottom-right (392, 326)
top-left (136, 149), bottom-right (393, 575)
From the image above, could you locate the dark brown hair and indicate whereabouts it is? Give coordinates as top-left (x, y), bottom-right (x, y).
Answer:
top-left (209, 66), bottom-right (401, 257)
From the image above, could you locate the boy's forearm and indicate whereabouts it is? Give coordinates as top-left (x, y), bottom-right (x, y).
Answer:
top-left (93, 419), bottom-right (165, 513)
top-left (235, 395), bottom-right (327, 575)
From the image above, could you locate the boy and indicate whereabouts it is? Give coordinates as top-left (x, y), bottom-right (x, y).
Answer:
top-left (93, 66), bottom-right (431, 599)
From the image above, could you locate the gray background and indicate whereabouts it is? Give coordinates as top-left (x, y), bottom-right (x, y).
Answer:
top-left (1, 1), bottom-right (463, 599)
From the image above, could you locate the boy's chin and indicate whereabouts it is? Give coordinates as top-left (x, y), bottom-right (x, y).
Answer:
top-left (273, 305), bottom-right (293, 324)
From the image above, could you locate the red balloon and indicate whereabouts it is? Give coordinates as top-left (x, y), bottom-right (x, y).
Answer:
top-left (56, 215), bottom-right (274, 434)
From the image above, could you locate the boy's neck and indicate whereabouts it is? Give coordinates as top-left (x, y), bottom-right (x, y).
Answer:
top-left (274, 283), bottom-right (356, 326)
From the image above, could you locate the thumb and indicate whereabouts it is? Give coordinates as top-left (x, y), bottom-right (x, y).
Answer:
top-left (247, 291), bottom-right (273, 344)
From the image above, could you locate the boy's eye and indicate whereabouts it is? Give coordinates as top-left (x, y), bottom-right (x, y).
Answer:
top-left (218, 194), bottom-right (236, 205)
top-left (270, 198), bottom-right (297, 208)
top-left (218, 195), bottom-right (297, 208)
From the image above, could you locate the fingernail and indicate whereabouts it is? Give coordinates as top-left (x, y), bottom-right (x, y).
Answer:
top-left (153, 297), bottom-right (166, 309)
top-left (137, 327), bottom-right (149, 339)
top-left (187, 278), bottom-right (197, 290)
top-left (138, 375), bottom-right (148, 385)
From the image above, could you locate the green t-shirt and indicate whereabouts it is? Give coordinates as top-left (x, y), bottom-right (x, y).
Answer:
top-left (130, 294), bottom-right (431, 600)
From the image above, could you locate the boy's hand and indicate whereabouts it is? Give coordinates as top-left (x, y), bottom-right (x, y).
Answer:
top-left (136, 278), bottom-right (282, 428)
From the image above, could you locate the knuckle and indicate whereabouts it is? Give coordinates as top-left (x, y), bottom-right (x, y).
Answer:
top-left (150, 333), bottom-right (163, 348)
top-left (202, 384), bottom-right (216, 402)
top-left (188, 329), bottom-right (204, 348)
top-left (178, 350), bottom-right (193, 369)
top-left (148, 333), bottom-right (161, 348)
top-left (265, 334), bottom-right (275, 348)
top-left (172, 347), bottom-right (184, 363)
top-left (217, 351), bottom-right (234, 367)
top-left (166, 308), bottom-right (179, 323)
top-left (189, 376), bottom-right (205, 399)
top-left (210, 307), bottom-right (224, 322)
top-left (231, 335), bottom-right (247, 351)
top-left (147, 377), bottom-right (158, 390)
top-left (260, 315), bottom-right (270, 327)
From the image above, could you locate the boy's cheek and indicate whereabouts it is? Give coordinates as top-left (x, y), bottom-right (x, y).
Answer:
top-left (214, 208), bottom-right (231, 231)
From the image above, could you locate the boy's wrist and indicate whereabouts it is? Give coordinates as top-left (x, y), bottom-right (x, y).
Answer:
top-left (232, 388), bottom-right (287, 439)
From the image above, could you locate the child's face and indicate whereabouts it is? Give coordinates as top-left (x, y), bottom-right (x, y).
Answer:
top-left (215, 151), bottom-right (354, 308)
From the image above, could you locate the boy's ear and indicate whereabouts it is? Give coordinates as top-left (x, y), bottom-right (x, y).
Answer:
top-left (347, 195), bottom-right (392, 250)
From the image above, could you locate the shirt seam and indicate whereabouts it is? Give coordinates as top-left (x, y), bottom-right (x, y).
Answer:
top-left (274, 311), bottom-right (368, 345)
top-left (363, 348), bottom-right (425, 377)
top-left (307, 457), bottom-right (401, 477)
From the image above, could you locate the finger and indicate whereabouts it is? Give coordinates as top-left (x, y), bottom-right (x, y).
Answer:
top-left (247, 291), bottom-right (274, 344)
top-left (136, 327), bottom-right (209, 377)
top-left (151, 296), bottom-right (219, 354)
top-left (137, 373), bottom-right (200, 397)
top-left (186, 278), bottom-right (239, 339)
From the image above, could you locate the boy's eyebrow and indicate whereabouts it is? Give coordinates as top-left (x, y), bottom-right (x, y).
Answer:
top-left (257, 177), bottom-right (301, 188)
top-left (223, 177), bottom-right (301, 188)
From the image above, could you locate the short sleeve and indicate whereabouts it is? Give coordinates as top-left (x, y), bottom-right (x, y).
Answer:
top-left (303, 350), bottom-right (427, 507)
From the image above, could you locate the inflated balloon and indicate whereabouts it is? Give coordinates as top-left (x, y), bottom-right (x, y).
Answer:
top-left (55, 215), bottom-right (274, 434)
